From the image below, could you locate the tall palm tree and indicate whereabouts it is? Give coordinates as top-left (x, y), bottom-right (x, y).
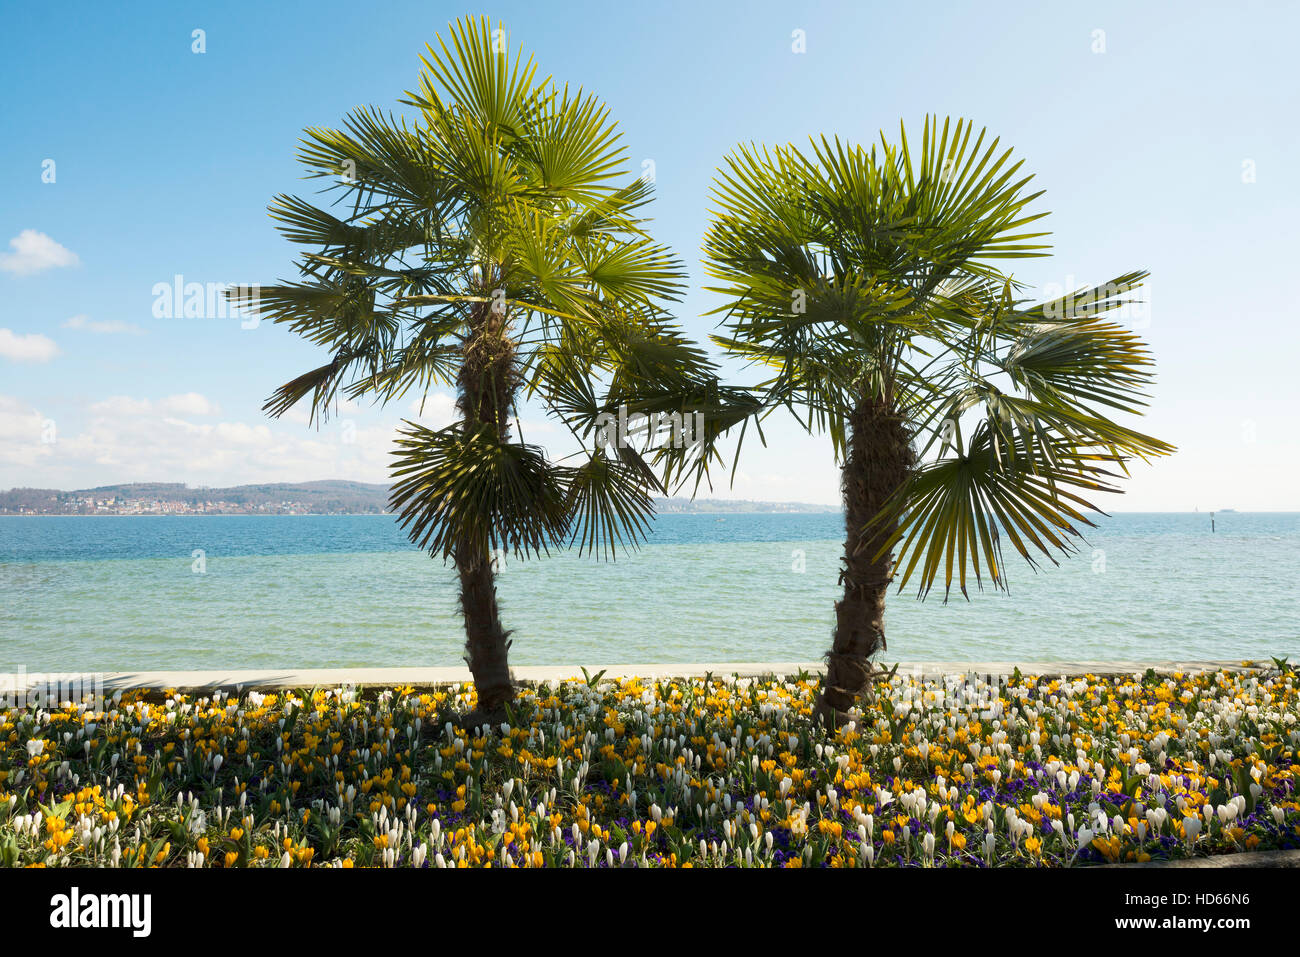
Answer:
top-left (237, 17), bottom-right (732, 724)
top-left (702, 117), bottom-right (1175, 725)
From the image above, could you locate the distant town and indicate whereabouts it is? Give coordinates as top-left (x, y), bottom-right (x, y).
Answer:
top-left (0, 481), bottom-right (838, 516)
top-left (5, 496), bottom-right (350, 516)
top-left (0, 481), bottom-right (391, 515)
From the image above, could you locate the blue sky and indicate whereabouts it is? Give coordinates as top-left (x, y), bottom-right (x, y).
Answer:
top-left (2, 0), bottom-right (1297, 508)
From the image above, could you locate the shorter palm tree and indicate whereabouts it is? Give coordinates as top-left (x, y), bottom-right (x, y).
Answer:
top-left (237, 17), bottom-right (740, 725)
top-left (702, 117), bottom-right (1175, 724)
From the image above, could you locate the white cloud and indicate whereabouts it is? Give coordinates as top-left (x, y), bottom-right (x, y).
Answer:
top-left (278, 404), bottom-right (313, 426)
top-left (0, 328), bottom-right (60, 363)
top-left (87, 394), bottom-right (221, 418)
top-left (0, 395), bottom-right (54, 469)
top-left (35, 406), bottom-right (338, 486)
top-left (276, 396), bottom-right (363, 427)
top-left (159, 392), bottom-right (221, 416)
top-left (0, 230), bottom-right (80, 275)
top-left (62, 315), bottom-right (144, 336)
top-left (400, 394), bottom-right (555, 436)
top-left (88, 395), bottom-right (153, 416)
top-left (408, 392), bottom-right (457, 428)
top-left (0, 393), bottom-right (407, 489)
top-left (5, 390), bottom-right (835, 501)
top-left (210, 421), bottom-right (274, 445)
top-left (515, 416), bottom-right (555, 436)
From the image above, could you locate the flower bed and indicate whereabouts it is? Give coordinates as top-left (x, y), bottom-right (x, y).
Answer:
top-left (2, 666), bottom-right (1297, 867)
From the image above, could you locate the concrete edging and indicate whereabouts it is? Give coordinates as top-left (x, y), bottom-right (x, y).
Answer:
top-left (0, 660), bottom-right (1262, 695)
top-left (1101, 848), bottom-right (1300, 869)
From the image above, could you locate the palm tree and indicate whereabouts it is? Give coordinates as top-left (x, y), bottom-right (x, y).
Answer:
top-left (237, 17), bottom-right (731, 725)
top-left (702, 117), bottom-right (1175, 725)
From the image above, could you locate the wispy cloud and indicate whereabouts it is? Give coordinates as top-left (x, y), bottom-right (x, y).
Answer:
top-left (0, 230), bottom-right (80, 275)
top-left (159, 392), bottom-right (221, 416)
top-left (62, 314), bottom-right (144, 335)
top-left (0, 391), bottom-right (489, 489)
top-left (0, 328), bottom-right (60, 363)
top-left (89, 393), bottom-right (221, 417)
top-left (407, 392), bottom-right (456, 428)
top-left (0, 395), bottom-right (55, 470)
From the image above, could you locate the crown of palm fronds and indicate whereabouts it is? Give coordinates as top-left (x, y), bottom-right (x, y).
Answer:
top-left (702, 116), bottom-right (1175, 598)
top-left (239, 16), bottom-right (751, 560)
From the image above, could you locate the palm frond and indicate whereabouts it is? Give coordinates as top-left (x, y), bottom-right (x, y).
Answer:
top-left (389, 421), bottom-right (569, 560)
top-left (558, 449), bottom-right (655, 558)
top-left (870, 421), bottom-right (1132, 599)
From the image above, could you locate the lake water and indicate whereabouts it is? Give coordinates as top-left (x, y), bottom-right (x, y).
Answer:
top-left (1, 512), bottom-right (1296, 670)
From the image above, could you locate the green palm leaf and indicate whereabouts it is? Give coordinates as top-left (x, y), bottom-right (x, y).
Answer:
top-left (389, 421), bottom-right (568, 560)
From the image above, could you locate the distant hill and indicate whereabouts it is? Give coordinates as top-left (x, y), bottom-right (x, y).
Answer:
top-left (0, 481), bottom-right (393, 515)
top-left (0, 482), bottom-right (839, 515)
top-left (652, 497), bottom-right (837, 514)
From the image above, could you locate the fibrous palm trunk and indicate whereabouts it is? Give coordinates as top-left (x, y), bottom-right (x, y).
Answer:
top-left (454, 296), bottom-right (519, 726)
top-left (814, 397), bottom-right (914, 726)
top-left (456, 550), bottom-right (512, 721)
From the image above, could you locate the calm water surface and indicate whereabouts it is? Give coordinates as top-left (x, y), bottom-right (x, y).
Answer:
top-left (1, 512), bottom-right (1296, 670)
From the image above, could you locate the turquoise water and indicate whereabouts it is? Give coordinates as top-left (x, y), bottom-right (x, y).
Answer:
top-left (1, 512), bottom-right (1297, 670)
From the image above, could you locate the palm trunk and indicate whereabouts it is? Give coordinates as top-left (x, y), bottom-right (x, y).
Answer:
top-left (453, 293), bottom-right (519, 724)
top-left (457, 550), bottom-right (513, 717)
top-left (814, 397), bottom-right (913, 726)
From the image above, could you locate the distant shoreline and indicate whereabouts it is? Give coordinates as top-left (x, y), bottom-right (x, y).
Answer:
top-left (4, 483), bottom-right (1290, 516)
top-left (0, 481), bottom-right (840, 516)
top-left (0, 508), bottom-right (845, 518)
top-left (6, 509), bottom-right (1299, 517)
top-left (0, 511), bottom-right (393, 518)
